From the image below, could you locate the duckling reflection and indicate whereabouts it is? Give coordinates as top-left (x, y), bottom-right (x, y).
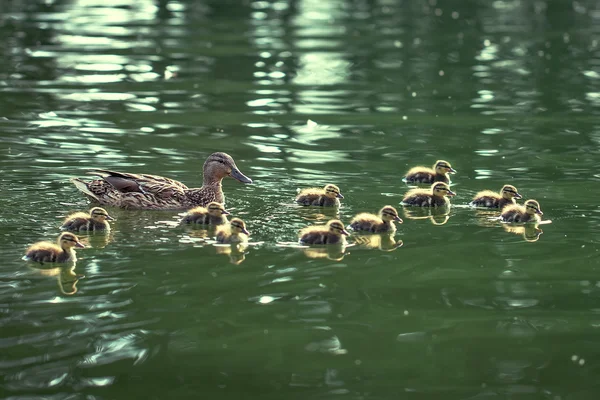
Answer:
top-left (77, 232), bottom-right (114, 249)
top-left (502, 223), bottom-right (543, 242)
top-left (296, 184), bottom-right (344, 207)
top-left (28, 263), bottom-right (84, 295)
top-left (302, 245), bottom-right (347, 261)
top-left (214, 243), bottom-right (248, 265)
top-left (402, 207), bottom-right (451, 225)
top-left (351, 234), bottom-right (403, 252)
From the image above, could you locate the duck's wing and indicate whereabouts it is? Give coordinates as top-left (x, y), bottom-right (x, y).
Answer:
top-left (89, 169), bottom-right (188, 197)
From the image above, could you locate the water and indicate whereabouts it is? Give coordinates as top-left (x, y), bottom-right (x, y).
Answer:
top-left (1, 0), bottom-right (600, 398)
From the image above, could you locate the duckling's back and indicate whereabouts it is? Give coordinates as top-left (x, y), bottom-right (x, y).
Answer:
top-left (24, 242), bottom-right (67, 264)
top-left (471, 190), bottom-right (506, 208)
top-left (500, 204), bottom-right (537, 223)
top-left (405, 167), bottom-right (447, 184)
top-left (61, 212), bottom-right (91, 231)
top-left (299, 226), bottom-right (328, 244)
top-left (295, 188), bottom-right (338, 207)
top-left (181, 206), bottom-right (209, 224)
top-left (402, 189), bottom-right (448, 207)
top-left (349, 213), bottom-right (390, 233)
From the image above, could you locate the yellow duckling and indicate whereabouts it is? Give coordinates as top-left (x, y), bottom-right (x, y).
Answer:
top-left (216, 218), bottom-right (250, 244)
top-left (402, 182), bottom-right (456, 207)
top-left (404, 160), bottom-right (456, 184)
top-left (181, 202), bottom-right (230, 225)
top-left (296, 184), bottom-right (344, 207)
top-left (470, 184), bottom-right (522, 209)
top-left (23, 232), bottom-right (85, 264)
top-left (299, 219), bottom-right (349, 245)
top-left (60, 207), bottom-right (114, 232)
top-left (501, 199), bottom-right (543, 223)
top-left (349, 205), bottom-right (403, 233)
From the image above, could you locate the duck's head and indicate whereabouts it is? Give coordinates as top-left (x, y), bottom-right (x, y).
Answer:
top-left (208, 202), bottom-right (230, 216)
top-left (328, 219), bottom-right (349, 236)
top-left (230, 218), bottom-right (250, 235)
top-left (204, 152), bottom-right (253, 184)
top-left (324, 184), bottom-right (343, 199)
top-left (58, 232), bottom-right (85, 249)
top-left (90, 207), bottom-right (114, 222)
top-left (501, 185), bottom-right (522, 200)
top-left (380, 206), bottom-right (403, 223)
top-left (434, 160), bottom-right (456, 175)
top-left (432, 182), bottom-right (456, 197)
top-left (524, 200), bottom-right (543, 216)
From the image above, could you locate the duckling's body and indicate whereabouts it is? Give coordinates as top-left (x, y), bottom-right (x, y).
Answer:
top-left (471, 185), bottom-right (522, 209)
top-left (402, 182), bottom-right (456, 207)
top-left (299, 219), bottom-right (349, 245)
top-left (23, 232), bottom-right (85, 264)
top-left (216, 218), bottom-right (250, 244)
top-left (501, 200), bottom-right (543, 223)
top-left (404, 160), bottom-right (456, 184)
top-left (181, 202), bottom-right (229, 225)
top-left (296, 184), bottom-right (343, 207)
top-left (349, 206), bottom-right (403, 233)
top-left (60, 207), bottom-right (114, 232)
top-left (71, 152), bottom-right (252, 210)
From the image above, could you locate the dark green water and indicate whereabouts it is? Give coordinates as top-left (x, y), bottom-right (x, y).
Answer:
top-left (2, 0), bottom-right (600, 398)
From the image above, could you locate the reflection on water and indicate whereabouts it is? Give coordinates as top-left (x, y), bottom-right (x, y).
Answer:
top-left (1, 0), bottom-right (599, 398)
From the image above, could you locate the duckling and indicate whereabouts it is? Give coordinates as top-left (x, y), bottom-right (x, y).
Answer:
top-left (500, 199), bottom-right (543, 223)
top-left (181, 202), bottom-right (229, 225)
top-left (404, 160), bottom-right (456, 184)
top-left (470, 184), bottom-right (522, 209)
top-left (349, 205), bottom-right (403, 233)
top-left (23, 232), bottom-right (85, 264)
top-left (216, 218), bottom-right (250, 244)
top-left (299, 219), bottom-right (349, 245)
top-left (402, 182), bottom-right (456, 207)
top-left (296, 184), bottom-right (344, 207)
top-left (60, 207), bottom-right (114, 232)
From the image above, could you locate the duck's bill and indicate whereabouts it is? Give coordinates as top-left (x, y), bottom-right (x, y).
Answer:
top-left (514, 193), bottom-right (523, 199)
top-left (341, 229), bottom-right (350, 236)
top-left (105, 215), bottom-right (115, 221)
top-left (337, 193), bottom-right (344, 199)
top-left (75, 241), bottom-right (86, 248)
top-left (231, 168), bottom-right (253, 184)
top-left (395, 216), bottom-right (403, 223)
top-left (448, 167), bottom-right (457, 173)
top-left (222, 210), bottom-right (231, 215)
top-left (536, 209), bottom-right (543, 215)
top-left (242, 228), bottom-right (250, 235)
top-left (447, 190), bottom-right (457, 196)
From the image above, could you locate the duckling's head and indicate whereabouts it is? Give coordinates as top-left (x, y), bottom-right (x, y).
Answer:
top-left (90, 207), bottom-right (114, 222)
top-left (434, 160), bottom-right (456, 175)
top-left (524, 200), bottom-right (543, 216)
top-left (432, 182), bottom-right (456, 197)
top-left (379, 206), bottom-right (403, 223)
top-left (328, 219), bottom-right (350, 236)
top-left (324, 184), bottom-right (344, 199)
top-left (58, 232), bottom-right (85, 249)
top-left (230, 218), bottom-right (250, 235)
top-left (208, 202), bottom-right (230, 216)
top-left (501, 185), bottom-right (522, 200)
top-left (204, 152), bottom-right (253, 184)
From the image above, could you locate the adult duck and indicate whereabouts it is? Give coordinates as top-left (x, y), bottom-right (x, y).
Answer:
top-left (71, 152), bottom-right (252, 210)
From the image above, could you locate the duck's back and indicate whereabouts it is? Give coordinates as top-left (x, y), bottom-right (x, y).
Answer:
top-left (501, 204), bottom-right (526, 222)
top-left (350, 213), bottom-right (389, 233)
top-left (296, 188), bottom-right (325, 206)
top-left (25, 242), bottom-right (69, 263)
top-left (299, 227), bottom-right (327, 244)
top-left (402, 189), bottom-right (447, 207)
top-left (471, 190), bottom-right (502, 208)
top-left (181, 206), bottom-right (209, 224)
top-left (61, 212), bottom-right (90, 231)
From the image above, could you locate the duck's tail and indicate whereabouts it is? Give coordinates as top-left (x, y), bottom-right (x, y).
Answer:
top-left (70, 178), bottom-right (100, 201)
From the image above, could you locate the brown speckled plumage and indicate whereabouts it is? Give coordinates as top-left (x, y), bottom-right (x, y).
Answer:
top-left (23, 232), bottom-right (85, 264)
top-left (349, 206), bottom-right (402, 233)
top-left (296, 184), bottom-right (343, 207)
top-left (404, 160), bottom-right (456, 184)
top-left (402, 182), bottom-right (456, 207)
top-left (299, 219), bottom-right (349, 245)
top-left (181, 202), bottom-right (229, 225)
top-left (216, 218), bottom-right (249, 244)
top-left (501, 200), bottom-right (543, 223)
top-left (470, 185), bottom-right (522, 209)
top-left (71, 152), bottom-right (252, 210)
top-left (61, 207), bottom-right (114, 232)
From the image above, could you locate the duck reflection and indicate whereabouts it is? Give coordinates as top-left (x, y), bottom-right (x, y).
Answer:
top-left (402, 207), bottom-right (450, 225)
top-left (502, 223), bottom-right (543, 242)
top-left (77, 232), bottom-right (114, 249)
top-left (351, 234), bottom-right (403, 252)
top-left (214, 243), bottom-right (248, 265)
top-left (28, 262), bottom-right (84, 295)
top-left (302, 244), bottom-right (347, 261)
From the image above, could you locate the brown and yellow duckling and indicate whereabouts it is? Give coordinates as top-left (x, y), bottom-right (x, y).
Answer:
top-left (470, 184), bottom-right (522, 209)
top-left (296, 184), bottom-right (344, 207)
top-left (402, 182), bottom-right (456, 207)
top-left (216, 218), bottom-right (250, 244)
top-left (299, 219), bottom-right (349, 245)
top-left (404, 160), bottom-right (456, 184)
top-left (60, 207), bottom-right (114, 232)
top-left (181, 202), bottom-right (229, 225)
top-left (500, 199), bottom-right (543, 223)
top-left (71, 152), bottom-right (252, 210)
top-left (349, 206), bottom-right (403, 233)
top-left (23, 232), bottom-right (85, 264)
